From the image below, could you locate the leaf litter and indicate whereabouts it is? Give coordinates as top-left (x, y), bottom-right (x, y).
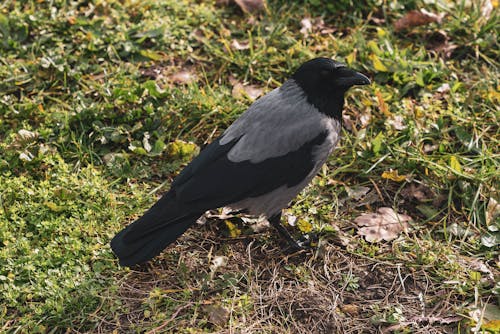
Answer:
top-left (394, 9), bottom-right (444, 31)
top-left (355, 207), bottom-right (412, 242)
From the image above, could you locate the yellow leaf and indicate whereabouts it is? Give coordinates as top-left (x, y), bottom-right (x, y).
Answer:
top-left (346, 51), bottom-right (357, 66)
top-left (376, 28), bottom-right (387, 38)
top-left (381, 170), bottom-right (407, 182)
top-left (225, 220), bottom-right (241, 238)
top-left (44, 201), bottom-right (63, 212)
top-left (369, 54), bottom-right (388, 72)
top-left (449, 155), bottom-right (462, 173)
top-left (139, 49), bottom-right (165, 61)
top-left (165, 140), bottom-right (200, 160)
top-left (297, 219), bottom-right (313, 233)
top-left (482, 320), bottom-right (500, 331)
top-left (367, 40), bottom-right (381, 54)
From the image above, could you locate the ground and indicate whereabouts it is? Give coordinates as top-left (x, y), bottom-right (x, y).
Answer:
top-left (0, 0), bottom-right (498, 333)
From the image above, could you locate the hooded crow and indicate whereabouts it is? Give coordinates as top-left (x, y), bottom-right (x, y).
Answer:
top-left (111, 57), bottom-right (370, 267)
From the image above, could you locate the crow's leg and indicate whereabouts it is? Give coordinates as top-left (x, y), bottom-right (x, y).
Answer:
top-left (269, 212), bottom-right (305, 250)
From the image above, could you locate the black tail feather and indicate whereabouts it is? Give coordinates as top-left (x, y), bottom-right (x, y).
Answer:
top-left (110, 191), bottom-right (203, 267)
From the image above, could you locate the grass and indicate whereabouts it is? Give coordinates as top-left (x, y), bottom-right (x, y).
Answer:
top-left (0, 0), bottom-right (498, 332)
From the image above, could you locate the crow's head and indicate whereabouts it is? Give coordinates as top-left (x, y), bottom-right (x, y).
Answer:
top-left (291, 57), bottom-right (370, 118)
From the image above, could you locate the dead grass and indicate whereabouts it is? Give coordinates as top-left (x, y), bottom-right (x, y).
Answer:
top-left (99, 221), bottom-right (491, 333)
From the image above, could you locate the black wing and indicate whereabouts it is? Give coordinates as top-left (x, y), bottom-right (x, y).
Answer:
top-left (170, 131), bottom-right (327, 211)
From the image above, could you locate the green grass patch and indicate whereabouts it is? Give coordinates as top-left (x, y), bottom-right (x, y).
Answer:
top-left (0, 0), bottom-right (498, 332)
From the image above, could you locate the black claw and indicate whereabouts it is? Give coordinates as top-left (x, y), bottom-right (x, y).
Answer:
top-left (269, 213), bottom-right (316, 252)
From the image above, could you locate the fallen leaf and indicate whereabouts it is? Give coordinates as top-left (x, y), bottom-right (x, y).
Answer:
top-left (359, 112), bottom-right (372, 127)
top-left (423, 143), bottom-right (438, 153)
top-left (381, 169), bottom-right (407, 182)
top-left (19, 151), bottom-right (34, 162)
top-left (345, 185), bottom-right (371, 201)
top-left (232, 81), bottom-right (263, 101)
top-left (204, 304), bottom-right (229, 327)
top-left (168, 69), bottom-right (197, 84)
top-left (461, 257), bottom-right (495, 281)
top-left (436, 83), bottom-right (450, 94)
top-left (284, 212), bottom-right (297, 226)
top-left (190, 28), bottom-right (205, 43)
top-left (140, 66), bottom-right (163, 80)
top-left (375, 91), bottom-right (391, 116)
top-left (370, 54), bottom-right (389, 72)
top-left (139, 49), bottom-right (166, 61)
top-left (446, 222), bottom-right (473, 238)
top-left (44, 201), bottom-right (64, 212)
top-left (386, 115), bottom-right (407, 130)
top-left (17, 129), bottom-right (38, 142)
top-left (486, 197), bottom-right (500, 225)
top-left (469, 303), bottom-right (500, 332)
top-left (210, 255), bottom-right (228, 272)
top-left (231, 39), bottom-right (250, 50)
top-left (142, 132), bottom-right (152, 152)
top-left (165, 140), bottom-right (199, 162)
top-left (297, 219), bottom-right (313, 233)
top-left (394, 9), bottom-right (444, 31)
top-left (401, 183), bottom-right (433, 202)
top-left (481, 233), bottom-right (499, 248)
top-left (342, 114), bottom-right (354, 131)
top-left (234, 0), bottom-right (266, 14)
top-left (355, 207), bottom-right (412, 242)
top-left (209, 255), bottom-right (228, 281)
top-left (481, 0), bottom-right (494, 20)
top-left (341, 304), bottom-right (359, 315)
top-left (426, 30), bottom-right (457, 58)
top-left (300, 18), bottom-right (312, 36)
top-left (225, 220), bottom-right (242, 237)
top-left (449, 155), bottom-right (462, 173)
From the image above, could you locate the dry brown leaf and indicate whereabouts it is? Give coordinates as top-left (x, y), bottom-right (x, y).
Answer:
top-left (17, 129), bottom-right (38, 143)
top-left (486, 197), bottom-right (500, 225)
top-left (359, 112), bottom-right (372, 128)
top-left (423, 143), bottom-right (438, 153)
top-left (190, 28), bottom-right (206, 43)
top-left (231, 39), bottom-right (250, 50)
top-left (232, 81), bottom-right (263, 100)
top-left (341, 304), bottom-right (360, 315)
top-left (345, 185), bottom-right (371, 201)
top-left (168, 69), bottom-right (197, 84)
top-left (394, 9), bottom-right (444, 31)
top-left (401, 183), bottom-right (433, 202)
top-left (386, 115), bottom-right (407, 130)
top-left (300, 17), bottom-right (329, 37)
top-left (204, 304), bottom-right (229, 327)
top-left (355, 207), bottom-right (412, 242)
top-left (140, 67), bottom-right (163, 80)
top-left (209, 255), bottom-right (228, 273)
top-left (234, 0), bottom-right (266, 14)
top-left (436, 83), bottom-right (450, 94)
top-left (481, 0), bottom-right (494, 20)
top-left (342, 114), bottom-right (354, 131)
top-left (426, 30), bottom-right (458, 58)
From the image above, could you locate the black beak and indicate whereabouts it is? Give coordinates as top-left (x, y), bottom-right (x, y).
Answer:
top-left (336, 68), bottom-right (371, 87)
